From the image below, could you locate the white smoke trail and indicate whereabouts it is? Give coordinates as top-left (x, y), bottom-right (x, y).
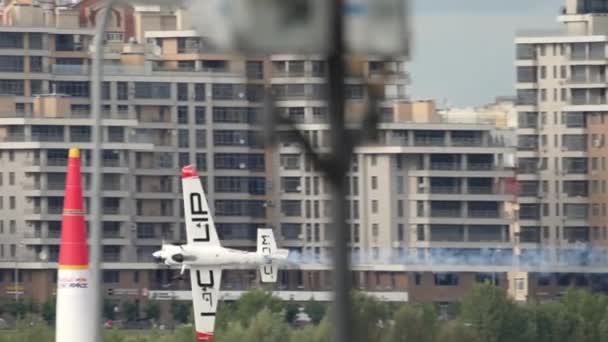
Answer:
top-left (286, 246), bottom-right (608, 273)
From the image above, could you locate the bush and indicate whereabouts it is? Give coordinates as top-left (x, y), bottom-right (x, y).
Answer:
top-left (121, 301), bottom-right (139, 322)
top-left (41, 297), bottom-right (56, 324)
top-left (304, 301), bottom-right (326, 325)
top-left (144, 301), bottom-right (160, 322)
top-left (171, 301), bottom-right (191, 324)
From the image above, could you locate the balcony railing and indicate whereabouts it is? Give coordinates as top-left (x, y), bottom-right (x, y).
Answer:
top-left (452, 138), bottom-right (483, 147)
top-left (103, 253), bottom-right (121, 262)
top-left (414, 137), bottom-right (445, 147)
top-left (468, 210), bottom-right (500, 218)
top-left (429, 163), bottom-right (461, 171)
top-left (430, 209), bottom-right (462, 218)
top-left (429, 186), bottom-right (461, 194)
top-left (468, 186), bottom-right (494, 194)
top-left (467, 163), bottom-right (494, 171)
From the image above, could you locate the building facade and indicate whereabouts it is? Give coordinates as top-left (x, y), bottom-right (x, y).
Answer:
top-left (0, 0), bottom-right (590, 307)
top-left (514, 0), bottom-right (608, 298)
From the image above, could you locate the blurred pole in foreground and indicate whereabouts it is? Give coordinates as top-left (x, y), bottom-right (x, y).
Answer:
top-left (326, 1), bottom-right (352, 342)
top-left (90, 2), bottom-right (116, 341)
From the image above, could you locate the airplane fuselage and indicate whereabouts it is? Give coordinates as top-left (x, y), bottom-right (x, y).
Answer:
top-left (154, 244), bottom-right (281, 269)
top-left (182, 245), bottom-right (271, 267)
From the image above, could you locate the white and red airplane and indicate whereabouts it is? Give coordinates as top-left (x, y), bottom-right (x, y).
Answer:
top-left (152, 165), bottom-right (289, 341)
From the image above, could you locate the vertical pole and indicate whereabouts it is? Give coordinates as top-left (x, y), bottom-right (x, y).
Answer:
top-left (14, 261), bottom-right (19, 301)
top-left (91, 3), bottom-right (114, 341)
top-left (327, 1), bottom-right (351, 342)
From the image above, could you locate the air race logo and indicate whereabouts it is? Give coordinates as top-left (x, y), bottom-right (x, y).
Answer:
top-left (58, 276), bottom-right (89, 289)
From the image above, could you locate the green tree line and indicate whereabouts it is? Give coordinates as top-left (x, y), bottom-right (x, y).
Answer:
top-left (2, 285), bottom-right (608, 342)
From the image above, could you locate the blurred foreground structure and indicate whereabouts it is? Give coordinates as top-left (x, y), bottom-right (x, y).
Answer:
top-left (0, 0), bottom-right (606, 318)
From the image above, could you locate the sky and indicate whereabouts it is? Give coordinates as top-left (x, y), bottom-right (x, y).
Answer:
top-left (408, 0), bottom-right (563, 107)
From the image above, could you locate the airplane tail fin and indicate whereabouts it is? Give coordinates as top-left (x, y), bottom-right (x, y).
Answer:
top-left (257, 229), bottom-right (280, 283)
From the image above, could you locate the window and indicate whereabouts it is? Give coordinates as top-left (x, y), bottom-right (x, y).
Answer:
top-left (281, 200), bottom-right (301, 217)
top-left (371, 200), bottom-right (378, 213)
top-left (346, 84), bottom-right (364, 99)
top-left (415, 273), bottom-right (422, 285)
top-left (195, 107), bottom-right (205, 124)
top-left (434, 273), bottom-right (459, 286)
top-left (195, 153), bottom-right (206, 170)
top-left (177, 83), bottom-right (188, 101)
top-left (29, 33), bottom-right (43, 49)
top-left (371, 223), bottom-right (379, 238)
top-left (0, 80), bottom-right (24, 96)
top-left (103, 271), bottom-right (120, 283)
top-left (9, 220), bottom-right (15, 234)
top-left (278, 224), bottom-right (301, 241)
top-left (397, 200), bottom-right (404, 217)
top-left (0, 32), bottom-right (23, 48)
top-left (117, 82), bottom-right (128, 100)
top-left (177, 106), bottom-right (189, 124)
top-left (134, 82), bottom-right (170, 99)
top-left (215, 200), bottom-right (266, 218)
top-left (352, 224), bottom-right (360, 243)
top-left (9, 197), bottom-right (15, 210)
top-left (0, 56), bottom-right (23, 72)
top-left (178, 130), bottom-right (189, 148)
top-left (195, 130), bottom-right (206, 148)
top-left (214, 154), bottom-right (264, 171)
top-left (9, 172), bottom-right (14, 185)
top-left (195, 83), bottom-right (205, 101)
top-left (246, 61), bottom-right (263, 79)
top-left (371, 176), bottom-right (378, 190)
top-left (398, 224), bottom-right (404, 241)
top-left (31, 80), bottom-right (42, 95)
top-left (213, 107), bottom-right (258, 124)
top-left (417, 224), bottom-right (425, 241)
top-left (179, 153), bottom-right (190, 167)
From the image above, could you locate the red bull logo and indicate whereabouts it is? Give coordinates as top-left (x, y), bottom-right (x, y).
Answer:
top-left (58, 275), bottom-right (89, 289)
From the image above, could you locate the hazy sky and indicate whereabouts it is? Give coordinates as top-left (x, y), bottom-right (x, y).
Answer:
top-left (408, 0), bottom-right (563, 107)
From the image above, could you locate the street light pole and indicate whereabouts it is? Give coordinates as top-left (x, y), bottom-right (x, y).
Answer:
top-left (91, 2), bottom-right (116, 341)
top-left (326, 1), bottom-right (352, 342)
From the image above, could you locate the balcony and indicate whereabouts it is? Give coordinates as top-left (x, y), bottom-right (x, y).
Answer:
top-left (103, 207), bottom-right (122, 215)
top-left (468, 186), bottom-right (494, 195)
top-left (429, 186), bottom-right (461, 194)
top-left (430, 209), bottom-right (462, 218)
top-left (467, 163), bottom-right (493, 171)
top-left (31, 133), bottom-right (64, 143)
top-left (429, 163), bottom-right (461, 171)
top-left (468, 210), bottom-right (500, 218)
top-left (452, 138), bottom-right (483, 147)
top-left (103, 253), bottom-right (121, 262)
top-left (414, 137), bottom-right (445, 147)
top-left (0, 133), bottom-right (25, 142)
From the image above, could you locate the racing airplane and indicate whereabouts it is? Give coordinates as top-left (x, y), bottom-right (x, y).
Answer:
top-left (152, 165), bottom-right (289, 341)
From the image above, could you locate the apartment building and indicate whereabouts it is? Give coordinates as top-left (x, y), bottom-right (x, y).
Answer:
top-left (514, 0), bottom-right (608, 298)
top-left (0, 0), bottom-right (553, 306)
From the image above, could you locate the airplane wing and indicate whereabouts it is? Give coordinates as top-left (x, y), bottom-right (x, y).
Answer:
top-left (190, 266), bottom-right (222, 341)
top-left (182, 165), bottom-right (220, 246)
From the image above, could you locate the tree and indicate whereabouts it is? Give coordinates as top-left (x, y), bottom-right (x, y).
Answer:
top-left (459, 283), bottom-right (532, 342)
top-left (121, 301), bottom-right (139, 322)
top-left (350, 292), bottom-right (391, 342)
top-left (245, 308), bottom-right (291, 342)
top-left (284, 302), bottom-right (300, 324)
top-left (171, 301), bottom-right (191, 324)
top-left (103, 299), bottom-right (118, 320)
top-left (383, 304), bottom-right (437, 342)
top-left (559, 289), bottom-right (608, 342)
top-left (230, 289), bottom-right (285, 327)
top-left (41, 296), bottom-right (56, 324)
top-left (144, 301), bottom-right (161, 322)
top-left (437, 321), bottom-right (481, 342)
top-left (304, 301), bottom-right (326, 324)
